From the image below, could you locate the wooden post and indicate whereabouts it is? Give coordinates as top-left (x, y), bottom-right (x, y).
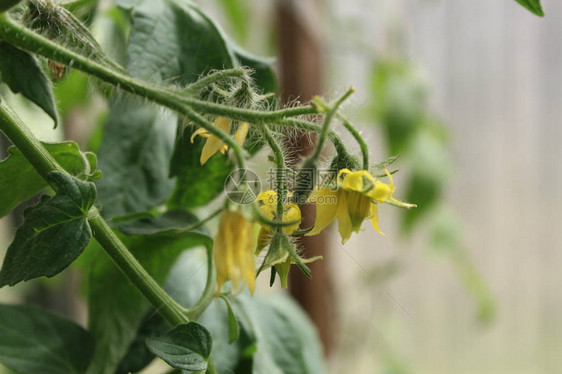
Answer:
top-left (276, 0), bottom-right (335, 355)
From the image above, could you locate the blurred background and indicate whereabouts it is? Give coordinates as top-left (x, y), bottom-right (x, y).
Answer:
top-left (2, 0), bottom-right (562, 373)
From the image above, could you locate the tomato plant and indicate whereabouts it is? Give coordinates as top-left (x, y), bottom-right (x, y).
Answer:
top-left (0, 0), bottom-right (543, 373)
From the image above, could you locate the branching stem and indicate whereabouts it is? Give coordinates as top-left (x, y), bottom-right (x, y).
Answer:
top-left (0, 98), bottom-right (188, 327)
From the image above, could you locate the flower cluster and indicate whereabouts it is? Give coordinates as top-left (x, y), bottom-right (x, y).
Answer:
top-left (196, 104), bottom-right (415, 295)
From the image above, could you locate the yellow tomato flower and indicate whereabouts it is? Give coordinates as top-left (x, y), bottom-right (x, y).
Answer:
top-left (257, 190), bottom-right (302, 234)
top-left (255, 190), bottom-right (302, 253)
top-left (214, 209), bottom-right (256, 294)
top-left (307, 168), bottom-right (414, 244)
top-left (190, 117), bottom-right (250, 165)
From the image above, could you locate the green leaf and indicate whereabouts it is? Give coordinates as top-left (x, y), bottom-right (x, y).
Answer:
top-left (515, 0), bottom-right (544, 16)
top-left (146, 322), bottom-right (212, 372)
top-left (86, 213), bottom-right (211, 374)
top-left (117, 251), bottom-right (326, 374)
top-left (401, 131), bottom-right (451, 232)
top-left (0, 304), bottom-right (94, 374)
top-left (124, 0), bottom-right (235, 85)
top-left (0, 172), bottom-right (96, 287)
top-left (123, 0), bottom-right (236, 209)
top-left (0, 0), bottom-right (22, 13)
top-left (216, 0), bottom-right (250, 42)
top-left (236, 293), bottom-right (327, 374)
top-left (0, 141), bottom-right (97, 218)
top-left (118, 209), bottom-right (207, 236)
top-left (95, 97), bottom-right (177, 219)
top-left (0, 42), bottom-right (58, 125)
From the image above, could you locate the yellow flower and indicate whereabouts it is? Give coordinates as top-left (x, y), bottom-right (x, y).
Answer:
top-left (190, 117), bottom-right (250, 165)
top-left (257, 190), bottom-right (302, 234)
top-left (214, 209), bottom-right (256, 294)
top-left (307, 168), bottom-right (414, 244)
top-left (255, 190), bottom-right (302, 253)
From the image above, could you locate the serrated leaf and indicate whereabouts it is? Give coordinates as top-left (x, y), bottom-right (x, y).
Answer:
top-left (0, 172), bottom-right (96, 286)
top-left (0, 304), bottom-right (94, 374)
top-left (0, 141), bottom-right (97, 218)
top-left (146, 322), bottom-right (212, 372)
top-left (515, 0), bottom-right (544, 16)
top-left (86, 213), bottom-right (212, 374)
top-left (95, 97), bottom-right (177, 219)
top-left (0, 42), bottom-right (58, 125)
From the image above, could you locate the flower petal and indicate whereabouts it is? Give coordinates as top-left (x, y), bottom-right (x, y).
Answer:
top-left (234, 122), bottom-right (250, 145)
top-left (200, 135), bottom-right (225, 164)
top-left (369, 181), bottom-right (394, 203)
top-left (369, 203), bottom-right (385, 236)
top-left (283, 203), bottom-right (302, 234)
top-left (190, 127), bottom-right (210, 143)
top-left (338, 169), bottom-right (374, 193)
top-left (336, 191), bottom-right (353, 244)
top-left (306, 187), bottom-right (340, 236)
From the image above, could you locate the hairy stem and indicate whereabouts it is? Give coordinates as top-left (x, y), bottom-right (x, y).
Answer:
top-left (260, 126), bottom-right (286, 226)
top-left (308, 87), bottom-right (354, 162)
top-left (338, 114), bottom-right (369, 169)
top-left (0, 98), bottom-right (188, 326)
top-left (0, 16), bottom-right (308, 135)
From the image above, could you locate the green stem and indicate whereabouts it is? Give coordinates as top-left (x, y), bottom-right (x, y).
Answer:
top-left (0, 15), bottom-right (314, 129)
top-left (0, 98), bottom-right (188, 326)
top-left (0, 100), bottom-right (65, 176)
top-left (338, 114), bottom-right (369, 169)
top-left (184, 244), bottom-right (216, 320)
top-left (260, 126), bottom-right (286, 227)
top-left (88, 215), bottom-right (188, 325)
top-left (184, 67), bottom-right (246, 93)
top-left (278, 118), bottom-right (348, 157)
top-left (308, 87), bottom-right (354, 162)
top-left (0, 14), bottom-right (241, 168)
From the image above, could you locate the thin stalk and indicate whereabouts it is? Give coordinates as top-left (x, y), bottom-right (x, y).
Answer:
top-left (308, 87), bottom-right (354, 162)
top-left (260, 126), bottom-right (286, 226)
top-left (337, 114), bottom-right (369, 169)
top-left (184, 244), bottom-right (216, 320)
top-left (0, 99), bottom-right (188, 326)
top-left (278, 118), bottom-right (348, 157)
top-left (184, 68), bottom-right (246, 93)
